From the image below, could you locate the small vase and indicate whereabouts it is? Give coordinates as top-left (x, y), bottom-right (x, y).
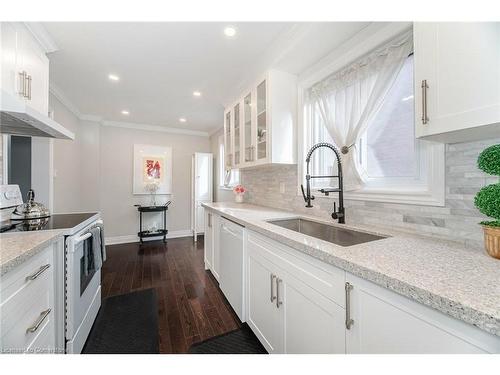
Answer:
top-left (482, 225), bottom-right (500, 259)
top-left (235, 194), bottom-right (244, 203)
top-left (150, 193), bottom-right (157, 207)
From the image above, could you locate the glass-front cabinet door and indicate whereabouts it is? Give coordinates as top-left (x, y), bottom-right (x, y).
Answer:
top-left (256, 80), bottom-right (267, 161)
top-left (224, 110), bottom-right (232, 168)
top-left (234, 103), bottom-right (241, 166)
top-left (243, 93), bottom-right (253, 163)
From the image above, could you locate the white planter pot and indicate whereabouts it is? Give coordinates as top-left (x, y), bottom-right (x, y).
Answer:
top-left (235, 194), bottom-right (244, 203)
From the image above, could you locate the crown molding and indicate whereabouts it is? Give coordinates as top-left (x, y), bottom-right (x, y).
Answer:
top-left (79, 114), bottom-right (103, 122)
top-left (208, 126), bottom-right (224, 137)
top-left (50, 83), bottom-right (210, 137)
top-left (49, 82), bottom-right (83, 119)
top-left (101, 120), bottom-right (209, 137)
top-left (24, 22), bottom-right (59, 53)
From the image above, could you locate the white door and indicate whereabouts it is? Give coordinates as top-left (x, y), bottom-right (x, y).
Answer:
top-left (282, 272), bottom-right (346, 354)
top-left (246, 248), bottom-right (284, 354)
top-left (203, 210), bottom-right (213, 270)
top-left (345, 273), bottom-right (489, 354)
top-left (219, 218), bottom-right (244, 320)
top-left (192, 153), bottom-right (213, 238)
top-left (414, 22), bottom-right (500, 140)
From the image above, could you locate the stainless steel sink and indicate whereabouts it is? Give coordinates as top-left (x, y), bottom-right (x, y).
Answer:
top-left (267, 218), bottom-right (386, 247)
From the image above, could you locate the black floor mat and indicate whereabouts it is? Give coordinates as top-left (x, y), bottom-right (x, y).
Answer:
top-left (188, 324), bottom-right (268, 354)
top-left (82, 289), bottom-right (159, 354)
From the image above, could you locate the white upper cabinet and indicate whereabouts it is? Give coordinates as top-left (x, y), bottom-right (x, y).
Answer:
top-left (1, 23), bottom-right (49, 115)
top-left (1, 23), bottom-right (19, 101)
top-left (224, 70), bottom-right (297, 169)
top-left (414, 22), bottom-right (500, 143)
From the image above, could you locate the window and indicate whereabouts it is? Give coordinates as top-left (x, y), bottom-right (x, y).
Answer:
top-left (302, 53), bottom-right (444, 205)
top-left (356, 55), bottom-right (423, 188)
top-left (219, 135), bottom-right (239, 188)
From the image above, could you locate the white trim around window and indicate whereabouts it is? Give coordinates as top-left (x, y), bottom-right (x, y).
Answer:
top-left (296, 23), bottom-right (445, 207)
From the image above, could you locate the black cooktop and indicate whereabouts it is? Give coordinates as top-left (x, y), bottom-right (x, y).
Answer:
top-left (7, 213), bottom-right (98, 232)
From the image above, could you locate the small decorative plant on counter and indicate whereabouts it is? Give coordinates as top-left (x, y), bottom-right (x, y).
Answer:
top-left (474, 144), bottom-right (500, 259)
top-left (233, 184), bottom-right (246, 203)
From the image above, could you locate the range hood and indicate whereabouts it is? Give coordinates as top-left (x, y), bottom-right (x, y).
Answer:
top-left (1, 91), bottom-right (74, 140)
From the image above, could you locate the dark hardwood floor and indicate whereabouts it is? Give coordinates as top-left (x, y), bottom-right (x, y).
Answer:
top-left (101, 237), bottom-right (241, 353)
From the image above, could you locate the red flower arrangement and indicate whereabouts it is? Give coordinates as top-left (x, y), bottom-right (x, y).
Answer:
top-left (233, 184), bottom-right (246, 195)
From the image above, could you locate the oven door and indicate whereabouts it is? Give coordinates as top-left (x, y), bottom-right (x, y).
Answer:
top-left (65, 219), bottom-right (103, 353)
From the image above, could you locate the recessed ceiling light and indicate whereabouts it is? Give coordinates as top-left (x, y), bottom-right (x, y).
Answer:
top-left (193, 91), bottom-right (202, 97)
top-left (179, 117), bottom-right (187, 123)
top-left (224, 26), bottom-right (237, 38)
top-left (108, 74), bottom-right (120, 81)
top-left (121, 110), bottom-right (129, 115)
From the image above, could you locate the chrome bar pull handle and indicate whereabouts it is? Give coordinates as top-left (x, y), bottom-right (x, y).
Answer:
top-left (270, 274), bottom-right (276, 302)
top-left (421, 79), bottom-right (429, 124)
top-left (26, 264), bottom-right (50, 281)
top-left (19, 71), bottom-right (27, 97)
top-left (276, 277), bottom-right (282, 308)
top-left (26, 308), bottom-right (51, 333)
top-left (27, 75), bottom-right (32, 100)
top-left (208, 213), bottom-right (211, 228)
top-left (345, 282), bottom-right (354, 329)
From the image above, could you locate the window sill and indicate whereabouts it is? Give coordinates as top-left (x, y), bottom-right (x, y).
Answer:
top-left (219, 186), bottom-right (235, 191)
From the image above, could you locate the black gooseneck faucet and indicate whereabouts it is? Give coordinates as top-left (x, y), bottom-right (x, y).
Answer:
top-left (301, 142), bottom-right (345, 224)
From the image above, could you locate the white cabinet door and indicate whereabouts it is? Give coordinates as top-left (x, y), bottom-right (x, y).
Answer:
top-left (345, 273), bottom-right (496, 354)
top-left (16, 25), bottom-right (49, 115)
top-left (204, 210), bottom-right (213, 270)
top-left (1, 22), bottom-right (19, 99)
top-left (211, 214), bottom-right (221, 281)
top-left (246, 249), bottom-right (284, 353)
top-left (414, 22), bottom-right (500, 142)
top-left (282, 272), bottom-right (346, 354)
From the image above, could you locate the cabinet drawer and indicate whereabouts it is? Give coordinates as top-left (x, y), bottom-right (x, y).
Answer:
top-left (1, 267), bottom-right (54, 352)
top-left (247, 231), bottom-right (345, 307)
top-left (0, 245), bottom-right (54, 306)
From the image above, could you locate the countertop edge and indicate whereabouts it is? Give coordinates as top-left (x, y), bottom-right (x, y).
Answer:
top-left (0, 231), bottom-right (64, 277)
top-left (203, 203), bottom-right (500, 337)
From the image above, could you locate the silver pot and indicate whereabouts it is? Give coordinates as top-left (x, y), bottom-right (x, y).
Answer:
top-left (12, 189), bottom-right (50, 220)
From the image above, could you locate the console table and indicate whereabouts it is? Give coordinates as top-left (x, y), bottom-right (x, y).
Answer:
top-left (134, 202), bottom-right (171, 244)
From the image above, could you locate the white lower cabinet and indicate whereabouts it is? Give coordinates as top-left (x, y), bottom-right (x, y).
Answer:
top-left (203, 209), bottom-right (220, 281)
top-left (345, 273), bottom-right (499, 354)
top-left (203, 210), bottom-right (213, 270)
top-left (209, 218), bottom-right (500, 354)
top-left (246, 231), bottom-right (345, 354)
top-left (0, 239), bottom-right (64, 354)
top-left (247, 251), bottom-right (284, 353)
top-left (282, 272), bottom-right (345, 354)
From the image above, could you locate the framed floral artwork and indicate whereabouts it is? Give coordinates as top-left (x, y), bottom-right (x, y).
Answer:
top-left (133, 144), bottom-right (172, 194)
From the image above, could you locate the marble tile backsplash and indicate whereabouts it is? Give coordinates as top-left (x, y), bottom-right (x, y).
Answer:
top-left (241, 138), bottom-right (500, 249)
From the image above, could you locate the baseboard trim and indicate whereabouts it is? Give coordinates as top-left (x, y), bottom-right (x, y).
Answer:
top-left (105, 230), bottom-right (194, 246)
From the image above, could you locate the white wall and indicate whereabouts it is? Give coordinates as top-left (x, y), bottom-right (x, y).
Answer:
top-left (99, 125), bottom-right (210, 239)
top-left (50, 94), bottom-right (211, 242)
top-left (51, 93), bottom-right (83, 213)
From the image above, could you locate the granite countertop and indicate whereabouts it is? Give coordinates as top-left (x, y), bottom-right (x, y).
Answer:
top-left (203, 202), bottom-right (500, 337)
top-left (0, 231), bottom-right (64, 277)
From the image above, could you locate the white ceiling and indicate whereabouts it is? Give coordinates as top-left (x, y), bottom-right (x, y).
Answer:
top-left (43, 22), bottom-right (369, 133)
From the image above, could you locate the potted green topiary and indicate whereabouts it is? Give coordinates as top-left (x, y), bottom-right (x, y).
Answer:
top-left (474, 144), bottom-right (500, 259)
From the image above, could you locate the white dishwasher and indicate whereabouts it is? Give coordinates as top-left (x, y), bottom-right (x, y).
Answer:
top-left (219, 217), bottom-right (245, 321)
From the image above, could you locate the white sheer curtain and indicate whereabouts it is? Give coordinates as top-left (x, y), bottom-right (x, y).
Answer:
top-left (309, 31), bottom-right (413, 191)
